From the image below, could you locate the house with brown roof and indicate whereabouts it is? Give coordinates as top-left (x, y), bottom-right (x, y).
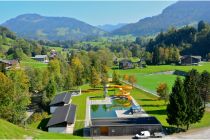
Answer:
top-left (0, 59), bottom-right (20, 71)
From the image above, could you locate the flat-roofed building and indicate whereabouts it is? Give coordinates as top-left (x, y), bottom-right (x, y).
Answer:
top-left (90, 117), bottom-right (163, 136)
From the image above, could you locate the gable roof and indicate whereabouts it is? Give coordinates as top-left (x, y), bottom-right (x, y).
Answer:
top-left (181, 55), bottom-right (201, 60)
top-left (34, 55), bottom-right (48, 59)
top-left (0, 59), bottom-right (19, 65)
top-left (49, 92), bottom-right (72, 106)
top-left (47, 104), bottom-right (76, 127)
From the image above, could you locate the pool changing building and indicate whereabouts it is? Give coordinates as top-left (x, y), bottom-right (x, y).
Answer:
top-left (47, 104), bottom-right (76, 134)
top-left (49, 92), bottom-right (72, 113)
top-left (90, 117), bottom-right (163, 136)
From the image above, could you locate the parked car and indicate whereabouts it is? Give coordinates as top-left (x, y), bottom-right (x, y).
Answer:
top-left (134, 131), bottom-right (150, 139)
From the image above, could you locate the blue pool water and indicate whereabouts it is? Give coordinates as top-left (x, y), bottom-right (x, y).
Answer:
top-left (91, 97), bottom-right (133, 119)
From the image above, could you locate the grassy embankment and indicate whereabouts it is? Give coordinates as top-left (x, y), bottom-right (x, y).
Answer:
top-left (0, 119), bottom-right (85, 139)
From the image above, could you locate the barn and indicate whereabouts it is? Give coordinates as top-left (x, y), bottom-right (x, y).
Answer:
top-left (90, 117), bottom-right (163, 136)
top-left (181, 55), bottom-right (201, 65)
top-left (49, 92), bottom-right (72, 113)
top-left (31, 55), bottom-right (49, 63)
top-left (47, 104), bottom-right (76, 134)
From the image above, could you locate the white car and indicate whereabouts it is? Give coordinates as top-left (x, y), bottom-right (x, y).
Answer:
top-left (134, 131), bottom-right (150, 139)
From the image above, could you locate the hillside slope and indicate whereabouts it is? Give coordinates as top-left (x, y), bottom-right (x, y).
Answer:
top-left (0, 119), bottom-right (84, 139)
top-left (113, 1), bottom-right (210, 36)
top-left (2, 14), bottom-right (106, 41)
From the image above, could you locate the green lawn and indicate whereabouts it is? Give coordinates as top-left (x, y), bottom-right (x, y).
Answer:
top-left (134, 73), bottom-right (179, 92)
top-left (130, 88), bottom-right (210, 129)
top-left (117, 62), bottom-right (210, 75)
top-left (116, 62), bottom-right (210, 93)
top-left (0, 119), bottom-right (85, 139)
top-left (20, 57), bottom-right (48, 69)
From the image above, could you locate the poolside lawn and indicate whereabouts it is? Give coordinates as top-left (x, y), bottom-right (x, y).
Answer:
top-left (130, 87), bottom-right (210, 129)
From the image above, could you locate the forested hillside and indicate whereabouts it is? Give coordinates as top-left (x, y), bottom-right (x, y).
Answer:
top-left (113, 1), bottom-right (210, 36)
top-left (144, 21), bottom-right (210, 63)
top-left (2, 14), bottom-right (106, 41)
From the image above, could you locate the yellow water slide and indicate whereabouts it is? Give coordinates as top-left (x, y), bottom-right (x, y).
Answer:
top-left (110, 85), bottom-right (133, 100)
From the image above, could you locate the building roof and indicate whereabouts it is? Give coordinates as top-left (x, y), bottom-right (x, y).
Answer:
top-left (33, 55), bottom-right (48, 59)
top-left (0, 59), bottom-right (18, 65)
top-left (91, 117), bottom-right (161, 127)
top-left (49, 92), bottom-right (72, 106)
top-left (47, 104), bottom-right (76, 127)
top-left (181, 55), bottom-right (201, 60)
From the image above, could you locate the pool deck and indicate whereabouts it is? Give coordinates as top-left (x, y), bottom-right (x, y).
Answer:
top-left (115, 110), bottom-right (149, 118)
top-left (90, 97), bottom-right (112, 105)
top-left (116, 96), bottom-right (149, 118)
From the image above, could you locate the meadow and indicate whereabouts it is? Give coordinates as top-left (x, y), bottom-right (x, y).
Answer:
top-left (116, 62), bottom-right (210, 93)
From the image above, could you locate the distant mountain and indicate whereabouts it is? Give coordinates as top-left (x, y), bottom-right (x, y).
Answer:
top-left (97, 23), bottom-right (126, 32)
top-left (2, 14), bottom-right (107, 41)
top-left (113, 1), bottom-right (210, 36)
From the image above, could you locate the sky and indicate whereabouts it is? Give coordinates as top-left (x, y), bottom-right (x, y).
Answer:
top-left (0, 1), bottom-right (177, 26)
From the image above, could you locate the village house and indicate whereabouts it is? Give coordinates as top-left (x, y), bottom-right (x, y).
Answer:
top-left (31, 55), bottom-right (49, 63)
top-left (50, 49), bottom-right (57, 59)
top-left (119, 59), bottom-right (134, 69)
top-left (180, 55), bottom-right (201, 65)
top-left (49, 92), bottom-right (72, 113)
top-left (0, 59), bottom-right (20, 71)
top-left (47, 104), bottom-right (77, 134)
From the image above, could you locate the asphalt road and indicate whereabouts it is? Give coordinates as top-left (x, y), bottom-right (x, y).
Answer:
top-left (93, 127), bottom-right (210, 139)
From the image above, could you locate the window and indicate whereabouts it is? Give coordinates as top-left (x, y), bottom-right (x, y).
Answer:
top-left (111, 129), bottom-right (115, 133)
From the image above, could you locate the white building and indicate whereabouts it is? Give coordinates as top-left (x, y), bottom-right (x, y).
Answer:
top-left (31, 55), bottom-right (49, 63)
top-left (47, 104), bottom-right (77, 134)
top-left (49, 92), bottom-right (72, 113)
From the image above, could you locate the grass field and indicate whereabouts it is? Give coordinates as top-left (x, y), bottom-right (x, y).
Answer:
top-left (0, 119), bottom-right (84, 139)
top-left (130, 87), bottom-right (210, 129)
top-left (116, 62), bottom-right (210, 93)
top-left (20, 57), bottom-right (48, 69)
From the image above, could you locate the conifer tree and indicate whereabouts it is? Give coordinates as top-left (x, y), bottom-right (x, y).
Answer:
top-left (184, 69), bottom-right (205, 130)
top-left (45, 77), bottom-right (56, 100)
top-left (199, 70), bottom-right (210, 108)
top-left (167, 77), bottom-right (187, 129)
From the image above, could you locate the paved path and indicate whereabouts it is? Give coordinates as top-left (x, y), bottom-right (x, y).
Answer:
top-left (90, 97), bottom-right (112, 105)
top-left (92, 127), bottom-right (210, 139)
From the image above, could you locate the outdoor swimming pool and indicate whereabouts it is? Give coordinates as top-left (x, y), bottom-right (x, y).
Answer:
top-left (91, 97), bottom-right (133, 118)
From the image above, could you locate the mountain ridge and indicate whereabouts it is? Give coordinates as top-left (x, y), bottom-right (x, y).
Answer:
top-left (112, 1), bottom-right (210, 36)
top-left (2, 13), bottom-right (107, 41)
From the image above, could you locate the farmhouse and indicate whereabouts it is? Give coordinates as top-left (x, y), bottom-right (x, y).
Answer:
top-left (31, 55), bottom-right (49, 63)
top-left (0, 59), bottom-right (20, 70)
top-left (47, 104), bottom-right (77, 134)
top-left (49, 92), bottom-right (72, 113)
top-left (90, 117), bottom-right (163, 136)
top-left (181, 55), bottom-right (201, 65)
top-left (119, 59), bottom-right (134, 69)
